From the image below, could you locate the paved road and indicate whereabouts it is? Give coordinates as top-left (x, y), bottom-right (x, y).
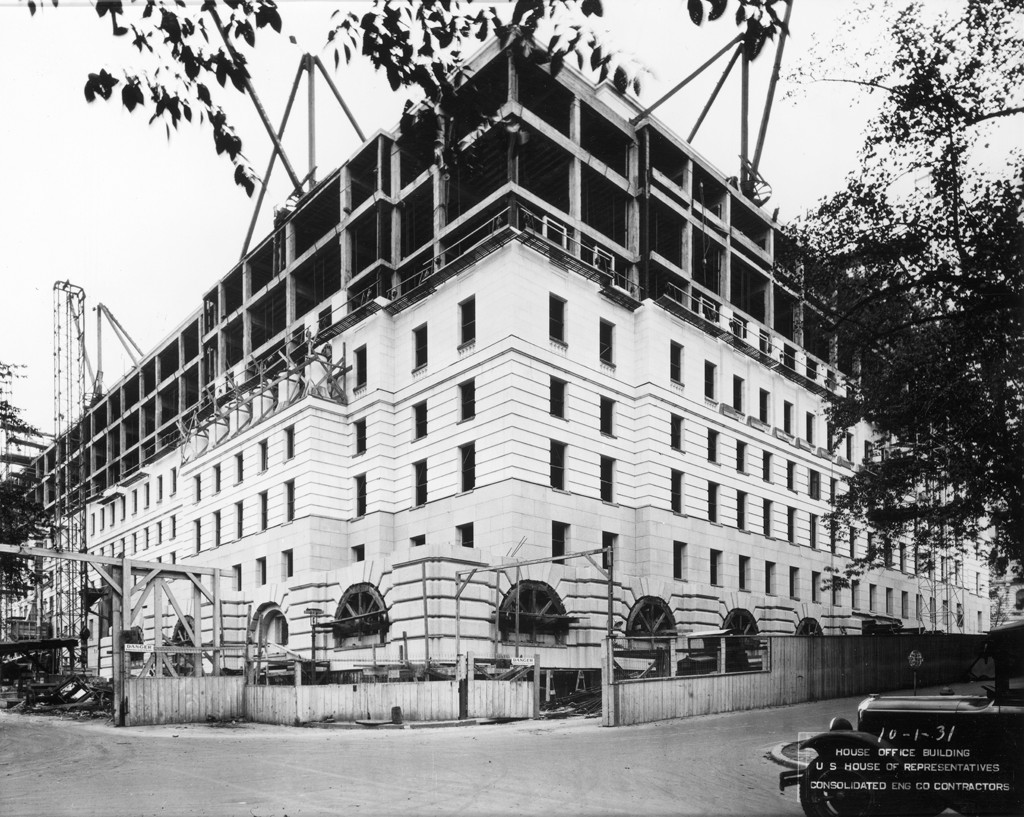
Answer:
top-left (0, 690), bottom-right (932, 817)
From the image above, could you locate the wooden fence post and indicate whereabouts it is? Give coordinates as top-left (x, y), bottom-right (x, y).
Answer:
top-left (533, 653), bottom-right (540, 719)
top-left (601, 636), bottom-right (617, 727)
top-left (457, 651), bottom-right (468, 720)
top-left (294, 658), bottom-right (302, 725)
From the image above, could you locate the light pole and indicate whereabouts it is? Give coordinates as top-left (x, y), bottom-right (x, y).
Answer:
top-left (305, 607), bottom-right (322, 684)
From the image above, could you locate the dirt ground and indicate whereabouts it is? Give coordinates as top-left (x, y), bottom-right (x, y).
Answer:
top-left (0, 700), bottom-right (824, 817)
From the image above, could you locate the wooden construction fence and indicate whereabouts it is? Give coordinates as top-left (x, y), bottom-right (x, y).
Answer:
top-left (245, 677), bottom-right (536, 725)
top-left (248, 681), bottom-right (460, 725)
top-left (468, 679), bottom-right (535, 720)
top-left (603, 634), bottom-right (984, 727)
top-left (125, 676), bottom-right (245, 726)
top-left (122, 667), bottom-right (537, 726)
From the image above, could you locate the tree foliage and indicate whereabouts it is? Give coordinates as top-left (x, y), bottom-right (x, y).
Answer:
top-left (0, 362), bottom-right (48, 602)
top-left (784, 0), bottom-right (1024, 583)
top-left (20, 0), bottom-right (789, 194)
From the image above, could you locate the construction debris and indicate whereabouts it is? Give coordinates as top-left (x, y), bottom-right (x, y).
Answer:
top-left (540, 686), bottom-right (602, 719)
top-left (15, 674), bottom-right (112, 717)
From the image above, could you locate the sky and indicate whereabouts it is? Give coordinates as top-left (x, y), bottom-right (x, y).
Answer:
top-left (0, 0), bottom-right (881, 434)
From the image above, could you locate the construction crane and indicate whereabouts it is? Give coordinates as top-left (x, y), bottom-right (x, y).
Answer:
top-left (52, 281), bottom-right (88, 669)
top-left (49, 284), bottom-right (147, 669)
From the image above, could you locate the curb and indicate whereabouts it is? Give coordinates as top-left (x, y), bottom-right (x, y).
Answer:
top-left (767, 741), bottom-right (808, 770)
top-left (306, 718), bottom-right (492, 731)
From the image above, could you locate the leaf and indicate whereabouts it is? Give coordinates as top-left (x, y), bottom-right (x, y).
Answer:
top-left (687, 0), bottom-right (703, 26)
top-left (581, 0), bottom-right (603, 16)
top-left (120, 82), bottom-right (144, 112)
top-left (613, 65), bottom-right (628, 94)
top-left (550, 50), bottom-right (565, 78)
top-left (83, 70), bottom-right (119, 103)
top-left (234, 164), bottom-right (256, 196)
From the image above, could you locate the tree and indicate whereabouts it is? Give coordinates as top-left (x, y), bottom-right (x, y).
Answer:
top-left (0, 362), bottom-right (49, 606)
top-left (19, 0), bottom-right (789, 193)
top-left (783, 0), bottom-right (1024, 584)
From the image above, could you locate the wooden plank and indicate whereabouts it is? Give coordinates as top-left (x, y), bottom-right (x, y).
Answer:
top-left (184, 571), bottom-right (216, 604)
top-left (160, 580), bottom-right (197, 645)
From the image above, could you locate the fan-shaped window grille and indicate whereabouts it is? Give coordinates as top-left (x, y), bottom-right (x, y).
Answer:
top-left (723, 607), bottom-right (759, 635)
top-left (795, 617), bottom-right (822, 636)
top-left (333, 583), bottom-right (389, 647)
top-left (498, 581), bottom-right (575, 645)
top-left (625, 596), bottom-right (677, 638)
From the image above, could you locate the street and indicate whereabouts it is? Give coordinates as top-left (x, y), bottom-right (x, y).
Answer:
top-left (0, 692), bottom-right (880, 817)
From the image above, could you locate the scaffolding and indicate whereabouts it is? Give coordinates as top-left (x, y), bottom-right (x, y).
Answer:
top-left (51, 281), bottom-right (88, 668)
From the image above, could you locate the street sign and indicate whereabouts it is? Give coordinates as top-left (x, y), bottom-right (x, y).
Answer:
top-left (908, 650), bottom-right (924, 668)
top-left (511, 656), bottom-right (534, 666)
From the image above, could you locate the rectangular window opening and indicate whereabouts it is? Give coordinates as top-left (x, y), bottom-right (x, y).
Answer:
top-left (670, 341), bottom-right (683, 384)
top-left (673, 541), bottom-right (687, 580)
top-left (549, 295), bottom-right (566, 343)
top-left (550, 440), bottom-right (567, 490)
top-left (413, 324), bottom-right (428, 369)
top-left (599, 319), bottom-right (615, 365)
top-left (460, 442), bottom-right (476, 492)
top-left (704, 361), bottom-right (717, 400)
top-left (550, 377), bottom-right (567, 419)
top-left (460, 379), bottom-right (476, 421)
top-left (414, 460), bottom-right (428, 506)
top-left (459, 296), bottom-right (476, 346)
top-left (413, 401), bottom-right (428, 439)
top-left (600, 396), bottom-right (615, 436)
top-left (552, 521), bottom-right (569, 565)
top-left (285, 480), bottom-right (295, 522)
top-left (600, 456), bottom-right (615, 502)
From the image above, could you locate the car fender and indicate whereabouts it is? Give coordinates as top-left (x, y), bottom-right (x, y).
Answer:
top-left (780, 731), bottom-right (892, 792)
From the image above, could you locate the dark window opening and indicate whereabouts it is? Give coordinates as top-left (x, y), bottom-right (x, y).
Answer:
top-left (600, 456), bottom-right (615, 502)
top-left (413, 324), bottom-right (428, 369)
top-left (459, 297), bottom-right (476, 346)
top-left (460, 442), bottom-right (476, 492)
top-left (414, 460), bottom-right (427, 506)
top-left (600, 396), bottom-right (615, 436)
top-left (552, 521), bottom-right (569, 565)
top-left (459, 379), bottom-right (476, 421)
top-left (550, 377), bottom-right (566, 418)
top-left (550, 441), bottom-right (567, 490)
top-left (599, 320), bottom-right (615, 365)
top-left (549, 295), bottom-right (566, 343)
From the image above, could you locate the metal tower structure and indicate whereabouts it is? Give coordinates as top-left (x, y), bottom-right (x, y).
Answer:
top-left (52, 280), bottom-right (88, 668)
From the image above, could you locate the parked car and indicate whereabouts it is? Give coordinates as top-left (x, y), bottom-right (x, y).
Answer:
top-left (779, 620), bottom-right (1024, 816)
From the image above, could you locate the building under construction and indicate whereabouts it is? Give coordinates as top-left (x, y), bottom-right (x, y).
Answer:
top-left (13, 41), bottom-right (989, 688)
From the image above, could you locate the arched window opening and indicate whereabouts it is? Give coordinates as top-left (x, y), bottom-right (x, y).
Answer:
top-left (261, 610), bottom-right (289, 646)
top-left (333, 583), bottom-right (389, 647)
top-left (795, 617), bottom-right (822, 636)
top-left (723, 607), bottom-right (759, 635)
top-left (625, 596), bottom-right (677, 639)
top-left (498, 581), bottom-right (574, 646)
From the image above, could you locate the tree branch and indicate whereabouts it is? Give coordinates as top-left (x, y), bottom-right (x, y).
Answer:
top-left (968, 106), bottom-right (1024, 126)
